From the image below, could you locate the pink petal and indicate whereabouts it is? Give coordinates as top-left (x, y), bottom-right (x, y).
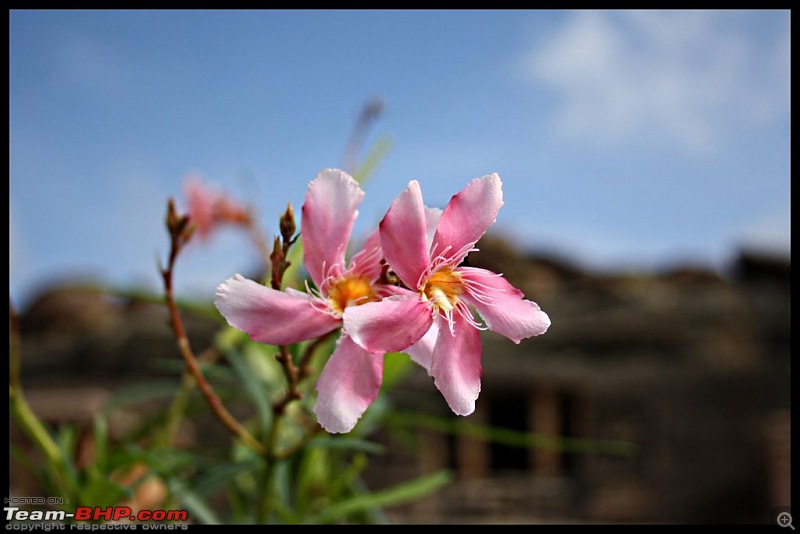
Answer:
top-left (182, 175), bottom-right (250, 239)
top-left (375, 284), bottom-right (416, 299)
top-left (183, 175), bottom-right (216, 239)
top-left (215, 274), bottom-right (340, 345)
top-left (458, 266), bottom-right (551, 343)
top-left (314, 334), bottom-right (384, 434)
top-left (424, 206), bottom-right (443, 251)
top-left (301, 169), bottom-right (365, 288)
top-left (404, 317), bottom-right (440, 372)
top-left (347, 228), bottom-right (383, 281)
top-left (379, 180), bottom-right (430, 289)
top-left (342, 295), bottom-right (433, 354)
top-left (432, 173), bottom-right (504, 265)
top-left (430, 314), bottom-right (482, 416)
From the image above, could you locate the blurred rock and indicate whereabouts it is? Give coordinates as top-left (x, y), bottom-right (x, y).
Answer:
top-left (17, 283), bottom-right (219, 387)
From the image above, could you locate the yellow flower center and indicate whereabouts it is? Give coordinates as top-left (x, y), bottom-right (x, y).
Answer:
top-left (422, 268), bottom-right (463, 313)
top-left (327, 275), bottom-right (378, 318)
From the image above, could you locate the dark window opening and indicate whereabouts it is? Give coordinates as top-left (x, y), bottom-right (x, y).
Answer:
top-left (560, 393), bottom-right (577, 477)
top-left (489, 392), bottom-right (530, 474)
top-left (445, 428), bottom-right (458, 472)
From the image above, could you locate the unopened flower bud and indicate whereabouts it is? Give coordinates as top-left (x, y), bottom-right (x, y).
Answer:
top-left (166, 198), bottom-right (190, 239)
top-left (280, 203), bottom-right (296, 243)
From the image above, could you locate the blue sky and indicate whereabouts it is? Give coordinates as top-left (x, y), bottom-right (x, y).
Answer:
top-left (9, 10), bottom-right (791, 307)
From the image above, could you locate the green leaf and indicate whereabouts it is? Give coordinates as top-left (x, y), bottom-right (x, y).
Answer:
top-left (191, 457), bottom-right (265, 498)
top-left (91, 415), bottom-right (109, 473)
top-left (10, 442), bottom-right (39, 478)
top-left (114, 444), bottom-right (199, 477)
top-left (77, 472), bottom-right (129, 509)
top-left (56, 424), bottom-right (79, 458)
top-left (294, 447), bottom-right (331, 518)
top-left (101, 380), bottom-right (185, 414)
top-left (224, 346), bottom-right (274, 432)
top-left (168, 479), bottom-right (223, 525)
top-left (352, 135), bottom-right (393, 186)
top-left (270, 460), bottom-right (294, 523)
top-left (241, 341), bottom-right (285, 385)
top-left (328, 452), bottom-right (369, 499)
top-left (226, 485), bottom-right (247, 524)
top-left (216, 323), bottom-right (251, 351)
top-left (381, 352), bottom-right (413, 389)
top-left (306, 437), bottom-right (386, 455)
top-left (346, 476), bottom-right (392, 524)
top-left (386, 411), bottom-right (638, 457)
top-left (303, 469), bottom-right (452, 524)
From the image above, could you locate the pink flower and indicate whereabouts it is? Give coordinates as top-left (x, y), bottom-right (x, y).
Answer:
top-left (183, 175), bottom-right (252, 240)
top-left (215, 169), bottom-right (396, 433)
top-left (343, 174), bottom-right (550, 416)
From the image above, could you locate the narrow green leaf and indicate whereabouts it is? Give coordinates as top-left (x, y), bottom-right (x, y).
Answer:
top-left (226, 485), bottom-right (247, 524)
top-left (92, 415), bottom-right (109, 473)
top-left (306, 437), bottom-right (386, 455)
top-left (328, 452), bottom-right (369, 499)
top-left (294, 447), bottom-right (330, 518)
top-left (101, 380), bottom-right (184, 413)
top-left (10, 442), bottom-right (39, 478)
top-left (386, 411), bottom-right (638, 457)
top-left (192, 457), bottom-right (265, 498)
top-left (115, 444), bottom-right (199, 476)
top-left (347, 476), bottom-right (391, 524)
top-left (352, 136), bottom-right (393, 186)
top-left (78, 473), bottom-right (129, 509)
top-left (168, 479), bottom-right (223, 525)
top-left (224, 347), bottom-right (273, 431)
top-left (304, 470), bottom-right (452, 524)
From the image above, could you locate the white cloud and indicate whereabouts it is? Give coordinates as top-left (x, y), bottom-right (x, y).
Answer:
top-left (523, 10), bottom-right (790, 153)
top-left (54, 31), bottom-right (131, 97)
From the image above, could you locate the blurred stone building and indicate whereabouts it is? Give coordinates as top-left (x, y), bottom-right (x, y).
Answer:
top-left (10, 237), bottom-right (790, 524)
top-left (366, 239), bottom-right (791, 524)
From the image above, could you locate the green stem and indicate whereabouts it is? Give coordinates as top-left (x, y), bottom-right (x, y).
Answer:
top-left (257, 416), bottom-right (283, 523)
top-left (9, 299), bottom-right (69, 492)
top-left (158, 370), bottom-right (196, 447)
top-left (159, 348), bottom-right (220, 447)
top-left (9, 392), bottom-right (63, 467)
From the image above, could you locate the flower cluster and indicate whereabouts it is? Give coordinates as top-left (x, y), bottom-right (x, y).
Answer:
top-left (215, 169), bottom-right (550, 433)
top-left (183, 175), bottom-right (253, 240)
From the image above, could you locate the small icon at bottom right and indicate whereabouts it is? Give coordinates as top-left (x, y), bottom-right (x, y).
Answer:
top-left (772, 507), bottom-right (793, 529)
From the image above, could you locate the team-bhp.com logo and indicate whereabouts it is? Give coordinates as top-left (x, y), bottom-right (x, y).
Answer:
top-left (5, 505), bottom-right (188, 528)
top-left (74, 507), bottom-right (187, 522)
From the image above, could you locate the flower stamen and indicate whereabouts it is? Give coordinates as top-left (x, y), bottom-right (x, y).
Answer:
top-left (327, 275), bottom-right (378, 318)
top-left (422, 267), bottom-right (464, 318)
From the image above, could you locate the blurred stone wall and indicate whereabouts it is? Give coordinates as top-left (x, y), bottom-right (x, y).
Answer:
top-left (364, 240), bottom-right (790, 524)
top-left (10, 240), bottom-right (790, 524)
